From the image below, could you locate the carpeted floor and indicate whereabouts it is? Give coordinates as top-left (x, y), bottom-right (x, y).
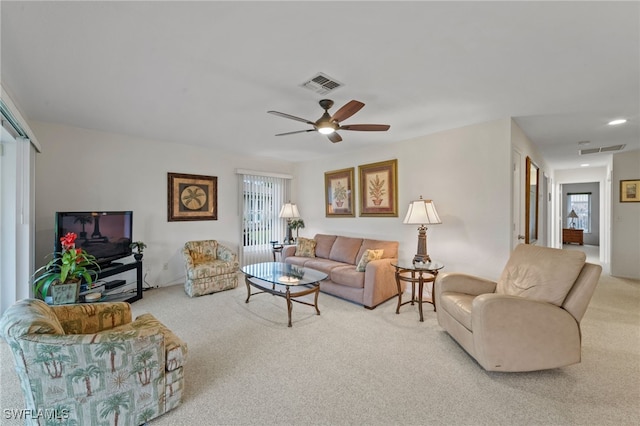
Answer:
top-left (1, 268), bottom-right (639, 425)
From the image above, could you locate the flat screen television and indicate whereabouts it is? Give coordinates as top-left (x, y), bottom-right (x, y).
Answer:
top-left (55, 211), bottom-right (133, 267)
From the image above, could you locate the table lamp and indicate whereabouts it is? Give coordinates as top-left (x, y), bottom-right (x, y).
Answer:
top-left (568, 209), bottom-right (579, 229)
top-left (403, 196), bottom-right (441, 263)
top-left (279, 202), bottom-right (300, 244)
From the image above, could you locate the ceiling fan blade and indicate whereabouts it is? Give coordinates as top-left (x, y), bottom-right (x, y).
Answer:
top-left (339, 124), bottom-right (390, 132)
top-left (331, 100), bottom-right (365, 123)
top-left (327, 132), bottom-right (342, 143)
top-left (268, 110), bottom-right (315, 125)
top-left (275, 129), bottom-right (316, 136)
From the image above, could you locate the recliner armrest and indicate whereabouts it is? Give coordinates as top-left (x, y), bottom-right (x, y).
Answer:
top-left (436, 272), bottom-right (497, 297)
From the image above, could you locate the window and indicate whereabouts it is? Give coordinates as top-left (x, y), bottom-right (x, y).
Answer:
top-left (238, 171), bottom-right (291, 265)
top-left (567, 193), bottom-right (591, 233)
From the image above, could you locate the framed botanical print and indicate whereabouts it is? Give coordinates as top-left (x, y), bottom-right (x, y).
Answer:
top-left (358, 159), bottom-right (398, 217)
top-left (620, 179), bottom-right (640, 202)
top-left (168, 172), bottom-right (218, 221)
top-left (324, 168), bottom-right (355, 217)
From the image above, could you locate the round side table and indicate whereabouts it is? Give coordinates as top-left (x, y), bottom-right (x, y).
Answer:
top-left (392, 260), bottom-right (444, 322)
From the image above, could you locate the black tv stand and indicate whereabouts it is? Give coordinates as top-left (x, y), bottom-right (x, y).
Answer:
top-left (96, 261), bottom-right (143, 303)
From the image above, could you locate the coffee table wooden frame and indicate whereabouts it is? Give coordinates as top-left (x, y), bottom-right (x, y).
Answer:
top-left (243, 264), bottom-right (325, 327)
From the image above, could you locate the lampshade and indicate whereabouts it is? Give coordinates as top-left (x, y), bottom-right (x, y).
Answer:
top-left (403, 197), bottom-right (441, 225)
top-left (568, 209), bottom-right (579, 219)
top-left (279, 203), bottom-right (300, 219)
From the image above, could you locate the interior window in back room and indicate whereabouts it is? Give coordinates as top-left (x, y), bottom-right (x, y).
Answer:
top-left (567, 193), bottom-right (591, 233)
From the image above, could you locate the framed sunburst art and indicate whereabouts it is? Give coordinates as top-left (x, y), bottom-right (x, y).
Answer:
top-left (167, 172), bottom-right (218, 221)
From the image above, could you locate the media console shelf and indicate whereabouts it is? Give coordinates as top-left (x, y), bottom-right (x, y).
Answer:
top-left (95, 261), bottom-right (143, 303)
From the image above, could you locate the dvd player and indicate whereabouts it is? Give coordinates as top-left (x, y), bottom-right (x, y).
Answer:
top-left (105, 279), bottom-right (126, 290)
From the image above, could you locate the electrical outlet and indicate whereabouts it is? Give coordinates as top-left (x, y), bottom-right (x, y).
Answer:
top-left (163, 263), bottom-right (169, 271)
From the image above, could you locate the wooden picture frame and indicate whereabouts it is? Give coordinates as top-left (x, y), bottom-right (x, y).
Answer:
top-left (620, 179), bottom-right (640, 202)
top-left (325, 168), bottom-right (355, 217)
top-left (358, 159), bottom-right (398, 217)
top-left (168, 172), bottom-right (217, 221)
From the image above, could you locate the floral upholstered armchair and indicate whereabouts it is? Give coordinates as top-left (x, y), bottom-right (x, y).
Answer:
top-left (0, 299), bottom-right (188, 426)
top-left (182, 240), bottom-right (239, 297)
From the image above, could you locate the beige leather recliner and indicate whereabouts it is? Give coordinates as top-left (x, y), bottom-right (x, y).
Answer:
top-left (435, 244), bottom-right (602, 372)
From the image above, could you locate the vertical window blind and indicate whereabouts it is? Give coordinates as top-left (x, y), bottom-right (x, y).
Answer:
top-left (237, 171), bottom-right (291, 265)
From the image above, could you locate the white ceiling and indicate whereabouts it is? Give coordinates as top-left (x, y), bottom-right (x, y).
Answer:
top-left (2, 1), bottom-right (638, 169)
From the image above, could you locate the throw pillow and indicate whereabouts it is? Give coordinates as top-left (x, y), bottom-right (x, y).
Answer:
top-left (356, 249), bottom-right (384, 272)
top-left (295, 237), bottom-right (317, 258)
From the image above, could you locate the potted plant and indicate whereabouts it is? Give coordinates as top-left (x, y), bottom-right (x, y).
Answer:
top-left (289, 219), bottom-right (305, 241)
top-left (368, 174), bottom-right (386, 206)
top-left (333, 182), bottom-right (347, 207)
top-left (33, 232), bottom-right (100, 304)
top-left (130, 241), bottom-right (147, 261)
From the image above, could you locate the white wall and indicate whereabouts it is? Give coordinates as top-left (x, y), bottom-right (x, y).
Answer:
top-left (294, 118), bottom-right (513, 280)
top-left (30, 117), bottom-right (555, 287)
top-left (611, 150), bottom-right (640, 279)
top-left (510, 119), bottom-right (548, 247)
top-left (31, 121), bottom-right (294, 287)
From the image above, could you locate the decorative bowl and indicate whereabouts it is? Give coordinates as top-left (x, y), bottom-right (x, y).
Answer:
top-left (85, 292), bottom-right (102, 302)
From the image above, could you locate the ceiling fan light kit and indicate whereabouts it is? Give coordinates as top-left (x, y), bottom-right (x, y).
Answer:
top-left (268, 99), bottom-right (390, 143)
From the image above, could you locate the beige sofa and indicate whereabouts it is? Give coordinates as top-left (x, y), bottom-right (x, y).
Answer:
top-left (435, 244), bottom-right (602, 372)
top-left (282, 234), bottom-right (401, 308)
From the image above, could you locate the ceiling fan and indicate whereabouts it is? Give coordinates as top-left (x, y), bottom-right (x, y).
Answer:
top-left (267, 99), bottom-right (390, 143)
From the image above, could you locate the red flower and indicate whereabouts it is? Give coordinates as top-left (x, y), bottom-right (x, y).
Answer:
top-left (60, 232), bottom-right (77, 251)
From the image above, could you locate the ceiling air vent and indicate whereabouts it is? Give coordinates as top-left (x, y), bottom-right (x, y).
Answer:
top-left (579, 144), bottom-right (626, 155)
top-left (600, 144), bottom-right (626, 152)
top-left (301, 73), bottom-right (343, 95)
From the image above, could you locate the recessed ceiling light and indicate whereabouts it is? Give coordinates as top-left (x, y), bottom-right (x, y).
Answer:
top-left (577, 140), bottom-right (590, 146)
top-left (608, 119), bottom-right (627, 126)
top-left (580, 163), bottom-right (590, 167)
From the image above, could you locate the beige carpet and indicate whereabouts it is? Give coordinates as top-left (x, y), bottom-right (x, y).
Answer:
top-left (1, 271), bottom-right (639, 425)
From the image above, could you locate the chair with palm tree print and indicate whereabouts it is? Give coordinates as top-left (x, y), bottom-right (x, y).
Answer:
top-left (0, 299), bottom-right (188, 426)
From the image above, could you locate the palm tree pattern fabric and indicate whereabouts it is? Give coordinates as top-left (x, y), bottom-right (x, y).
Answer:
top-left (183, 240), bottom-right (239, 297)
top-left (0, 299), bottom-right (187, 426)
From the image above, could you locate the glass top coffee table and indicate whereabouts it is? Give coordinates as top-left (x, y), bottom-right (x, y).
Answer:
top-left (241, 262), bottom-right (328, 327)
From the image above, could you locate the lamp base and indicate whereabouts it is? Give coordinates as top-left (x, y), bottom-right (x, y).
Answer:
top-left (413, 225), bottom-right (431, 264)
top-left (284, 224), bottom-right (295, 245)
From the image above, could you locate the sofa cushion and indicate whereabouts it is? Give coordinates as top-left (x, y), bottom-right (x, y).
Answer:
top-left (329, 236), bottom-right (363, 264)
top-left (295, 237), bottom-right (317, 257)
top-left (303, 258), bottom-right (350, 275)
top-left (314, 234), bottom-right (337, 259)
top-left (496, 244), bottom-right (586, 306)
top-left (356, 249), bottom-right (384, 272)
top-left (330, 265), bottom-right (366, 289)
top-left (356, 239), bottom-right (399, 260)
top-left (285, 256), bottom-right (309, 267)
